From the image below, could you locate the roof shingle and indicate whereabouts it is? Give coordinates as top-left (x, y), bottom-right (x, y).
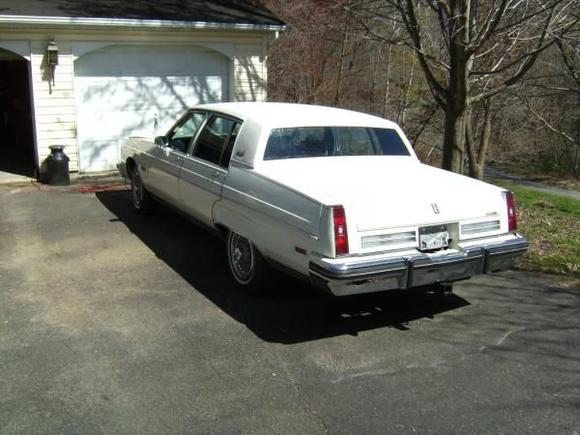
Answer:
top-left (0, 0), bottom-right (284, 26)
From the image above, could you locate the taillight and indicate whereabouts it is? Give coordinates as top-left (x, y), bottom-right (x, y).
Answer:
top-left (332, 205), bottom-right (349, 256)
top-left (505, 191), bottom-right (517, 232)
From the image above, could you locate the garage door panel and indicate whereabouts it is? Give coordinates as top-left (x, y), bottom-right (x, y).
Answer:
top-left (76, 76), bottom-right (223, 109)
top-left (75, 46), bottom-right (227, 77)
top-left (78, 140), bottom-right (118, 173)
top-left (75, 45), bottom-right (227, 173)
top-left (77, 107), bottom-right (193, 141)
top-left (77, 108), bottom-right (156, 141)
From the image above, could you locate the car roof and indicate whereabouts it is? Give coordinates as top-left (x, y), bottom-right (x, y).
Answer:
top-left (195, 102), bottom-right (398, 129)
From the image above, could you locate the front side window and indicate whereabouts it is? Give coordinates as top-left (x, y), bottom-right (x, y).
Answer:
top-left (263, 127), bottom-right (410, 160)
top-left (167, 111), bottom-right (206, 152)
top-left (193, 115), bottom-right (238, 166)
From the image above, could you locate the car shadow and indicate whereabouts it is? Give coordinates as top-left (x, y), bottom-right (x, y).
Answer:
top-left (96, 190), bottom-right (470, 344)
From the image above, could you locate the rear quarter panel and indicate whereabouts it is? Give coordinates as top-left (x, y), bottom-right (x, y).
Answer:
top-left (214, 164), bottom-right (324, 276)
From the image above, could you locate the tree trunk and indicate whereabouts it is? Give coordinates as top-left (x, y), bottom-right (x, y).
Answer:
top-left (465, 107), bottom-right (478, 176)
top-left (333, 3), bottom-right (351, 107)
top-left (474, 98), bottom-right (493, 179)
top-left (442, 99), bottom-right (469, 172)
top-left (382, 44), bottom-right (393, 118)
top-left (400, 52), bottom-right (416, 130)
top-left (465, 98), bottom-right (493, 180)
top-left (573, 52), bottom-right (580, 177)
top-left (441, 0), bottom-right (472, 173)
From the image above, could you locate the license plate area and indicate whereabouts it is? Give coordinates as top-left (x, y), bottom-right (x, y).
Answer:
top-left (419, 224), bottom-right (450, 252)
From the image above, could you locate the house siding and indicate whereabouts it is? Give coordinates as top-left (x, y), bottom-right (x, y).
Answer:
top-left (234, 48), bottom-right (267, 102)
top-left (29, 40), bottom-right (79, 170)
top-left (30, 40), bottom-right (78, 171)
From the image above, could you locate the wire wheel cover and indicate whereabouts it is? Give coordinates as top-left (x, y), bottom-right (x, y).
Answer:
top-left (229, 233), bottom-right (255, 283)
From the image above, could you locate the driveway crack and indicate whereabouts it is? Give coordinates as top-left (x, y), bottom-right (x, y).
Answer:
top-left (275, 347), bottom-right (330, 435)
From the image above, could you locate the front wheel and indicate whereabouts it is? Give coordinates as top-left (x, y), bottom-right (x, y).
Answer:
top-left (226, 230), bottom-right (269, 293)
top-left (130, 165), bottom-right (154, 213)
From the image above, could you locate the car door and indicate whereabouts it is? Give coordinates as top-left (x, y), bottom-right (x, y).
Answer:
top-left (146, 111), bottom-right (207, 204)
top-left (179, 114), bottom-right (241, 227)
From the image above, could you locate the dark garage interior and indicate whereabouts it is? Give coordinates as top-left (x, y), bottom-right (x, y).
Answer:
top-left (0, 48), bottom-right (36, 177)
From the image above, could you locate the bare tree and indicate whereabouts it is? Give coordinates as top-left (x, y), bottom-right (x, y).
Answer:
top-left (266, 1), bottom-right (428, 120)
top-left (353, 0), bottom-right (578, 177)
top-left (263, 1), bottom-right (346, 104)
top-left (515, 33), bottom-right (580, 176)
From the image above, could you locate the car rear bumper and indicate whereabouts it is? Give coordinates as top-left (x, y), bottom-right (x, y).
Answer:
top-left (308, 234), bottom-right (529, 296)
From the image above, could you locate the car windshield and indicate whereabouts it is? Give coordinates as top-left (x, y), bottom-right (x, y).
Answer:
top-left (264, 126), bottom-right (410, 160)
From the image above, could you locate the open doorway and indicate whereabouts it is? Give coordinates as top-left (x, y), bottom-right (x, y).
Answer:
top-left (0, 48), bottom-right (36, 177)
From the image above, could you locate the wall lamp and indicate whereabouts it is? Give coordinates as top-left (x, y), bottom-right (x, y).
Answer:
top-left (46, 38), bottom-right (59, 87)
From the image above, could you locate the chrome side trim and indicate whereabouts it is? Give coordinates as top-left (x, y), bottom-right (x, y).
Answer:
top-left (222, 184), bottom-right (311, 224)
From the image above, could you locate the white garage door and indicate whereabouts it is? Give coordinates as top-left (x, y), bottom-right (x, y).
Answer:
top-left (74, 45), bottom-right (228, 172)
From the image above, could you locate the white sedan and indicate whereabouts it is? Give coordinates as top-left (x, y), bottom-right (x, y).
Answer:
top-left (118, 102), bottom-right (528, 296)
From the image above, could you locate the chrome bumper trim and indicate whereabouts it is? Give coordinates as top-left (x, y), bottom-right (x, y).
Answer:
top-left (483, 237), bottom-right (529, 273)
top-left (309, 234), bottom-right (528, 296)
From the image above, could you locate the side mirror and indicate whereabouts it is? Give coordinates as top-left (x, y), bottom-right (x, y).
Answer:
top-left (154, 136), bottom-right (168, 146)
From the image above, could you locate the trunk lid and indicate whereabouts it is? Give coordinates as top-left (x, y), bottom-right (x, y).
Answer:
top-left (257, 157), bottom-right (504, 231)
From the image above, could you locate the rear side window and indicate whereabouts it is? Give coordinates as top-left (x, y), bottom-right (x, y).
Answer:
top-left (193, 116), bottom-right (238, 167)
top-left (220, 123), bottom-right (241, 168)
top-left (264, 127), bottom-right (410, 160)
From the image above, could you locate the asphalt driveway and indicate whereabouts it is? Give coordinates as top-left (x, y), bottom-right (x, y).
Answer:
top-left (1, 182), bottom-right (579, 434)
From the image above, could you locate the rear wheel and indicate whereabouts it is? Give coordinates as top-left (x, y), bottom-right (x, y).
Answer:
top-left (130, 165), bottom-right (154, 213)
top-left (226, 230), bottom-right (269, 293)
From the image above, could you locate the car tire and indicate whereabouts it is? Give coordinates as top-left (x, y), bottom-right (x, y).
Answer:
top-left (226, 230), bottom-right (269, 294)
top-left (130, 165), bottom-right (154, 213)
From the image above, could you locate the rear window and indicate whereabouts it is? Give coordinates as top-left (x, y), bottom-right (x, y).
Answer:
top-left (264, 127), bottom-right (410, 160)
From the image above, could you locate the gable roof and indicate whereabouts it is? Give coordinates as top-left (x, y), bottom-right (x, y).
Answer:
top-left (0, 0), bottom-right (285, 29)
